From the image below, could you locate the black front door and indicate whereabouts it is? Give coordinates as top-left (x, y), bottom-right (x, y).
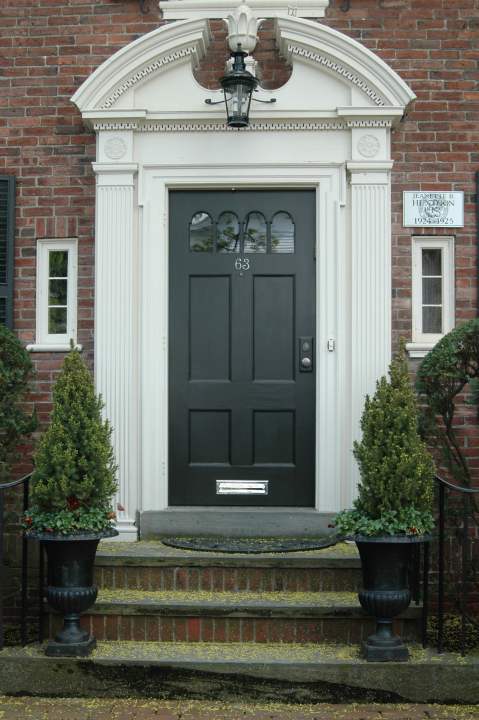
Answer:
top-left (169, 189), bottom-right (316, 506)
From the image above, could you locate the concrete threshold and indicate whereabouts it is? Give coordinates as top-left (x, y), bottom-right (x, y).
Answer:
top-left (139, 508), bottom-right (336, 539)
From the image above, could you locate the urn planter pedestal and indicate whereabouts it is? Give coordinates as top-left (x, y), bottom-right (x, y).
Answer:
top-left (30, 529), bottom-right (118, 657)
top-left (355, 535), bottom-right (430, 662)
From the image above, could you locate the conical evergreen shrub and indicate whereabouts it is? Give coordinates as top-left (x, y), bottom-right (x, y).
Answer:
top-left (26, 349), bottom-right (117, 535)
top-left (335, 342), bottom-right (435, 537)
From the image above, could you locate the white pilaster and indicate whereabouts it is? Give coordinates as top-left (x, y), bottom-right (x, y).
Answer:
top-left (348, 160), bottom-right (393, 506)
top-left (93, 159), bottom-right (139, 541)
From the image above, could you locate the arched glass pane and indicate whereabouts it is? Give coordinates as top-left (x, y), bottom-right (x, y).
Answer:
top-left (244, 212), bottom-right (267, 254)
top-left (271, 212), bottom-right (295, 254)
top-left (217, 211), bottom-right (240, 253)
top-left (189, 212), bottom-right (214, 252)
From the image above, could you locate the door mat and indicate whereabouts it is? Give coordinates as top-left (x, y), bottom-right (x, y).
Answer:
top-left (161, 536), bottom-right (339, 553)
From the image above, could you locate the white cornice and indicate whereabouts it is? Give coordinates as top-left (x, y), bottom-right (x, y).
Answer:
top-left (160, 0), bottom-right (330, 20)
top-left (71, 14), bottom-right (415, 124)
top-left (276, 16), bottom-right (416, 110)
top-left (71, 19), bottom-right (211, 113)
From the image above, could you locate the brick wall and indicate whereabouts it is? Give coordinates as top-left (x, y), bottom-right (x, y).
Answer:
top-left (1, 0), bottom-right (478, 466)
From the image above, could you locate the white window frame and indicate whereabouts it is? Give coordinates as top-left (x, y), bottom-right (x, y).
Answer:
top-left (407, 236), bottom-right (455, 358)
top-left (28, 238), bottom-right (78, 352)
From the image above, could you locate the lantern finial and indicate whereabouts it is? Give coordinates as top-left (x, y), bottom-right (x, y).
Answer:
top-left (225, 1), bottom-right (263, 54)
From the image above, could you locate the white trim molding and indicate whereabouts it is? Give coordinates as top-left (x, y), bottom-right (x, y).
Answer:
top-left (160, 0), bottom-right (330, 20)
top-left (27, 343), bottom-right (82, 353)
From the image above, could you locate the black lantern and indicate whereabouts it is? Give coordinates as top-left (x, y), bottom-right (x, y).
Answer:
top-left (220, 47), bottom-right (258, 128)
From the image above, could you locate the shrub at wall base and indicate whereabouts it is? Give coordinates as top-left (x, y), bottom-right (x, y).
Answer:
top-left (25, 349), bottom-right (118, 657)
top-left (0, 325), bottom-right (37, 483)
top-left (334, 342), bottom-right (435, 662)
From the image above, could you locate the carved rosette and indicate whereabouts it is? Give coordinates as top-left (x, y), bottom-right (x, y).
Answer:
top-left (357, 134), bottom-right (381, 158)
top-left (104, 136), bottom-right (127, 161)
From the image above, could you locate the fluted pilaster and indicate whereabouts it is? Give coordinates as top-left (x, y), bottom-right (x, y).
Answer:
top-left (94, 163), bottom-right (139, 540)
top-left (348, 162), bottom-right (392, 503)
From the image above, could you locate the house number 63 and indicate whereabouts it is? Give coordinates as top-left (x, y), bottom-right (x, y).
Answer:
top-left (235, 257), bottom-right (250, 271)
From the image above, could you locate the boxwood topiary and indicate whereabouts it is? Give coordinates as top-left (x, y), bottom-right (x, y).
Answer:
top-left (334, 341), bottom-right (435, 537)
top-left (25, 348), bottom-right (117, 535)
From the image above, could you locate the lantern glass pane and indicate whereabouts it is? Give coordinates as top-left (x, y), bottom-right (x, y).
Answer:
top-left (224, 82), bottom-right (252, 126)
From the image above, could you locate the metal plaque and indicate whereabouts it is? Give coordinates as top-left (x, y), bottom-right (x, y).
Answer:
top-left (403, 191), bottom-right (464, 227)
top-left (216, 480), bottom-right (269, 495)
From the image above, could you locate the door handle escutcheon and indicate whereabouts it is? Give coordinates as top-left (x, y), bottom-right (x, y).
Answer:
top-left (299, 337), bottom-right (313, 373)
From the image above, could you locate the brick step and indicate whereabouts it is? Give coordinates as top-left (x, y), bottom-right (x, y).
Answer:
top-left (46, 590), bottom-right (422, 644)
top-left (95, 540), bottom-right (362, 593)
top-left (2, 642), bottom-right (476, 704)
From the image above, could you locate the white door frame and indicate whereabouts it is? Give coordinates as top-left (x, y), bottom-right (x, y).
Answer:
top-left (139, 162), bottom-right (345, 520)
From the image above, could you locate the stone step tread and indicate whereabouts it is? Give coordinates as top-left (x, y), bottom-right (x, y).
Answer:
top-left (81, 589), bottom-right (422, 618)
top-left (3, 641), bottom-right (474, 667)
top-left (1, 643), bottom-right (477, 704)
top-left (96, 540), bottom-right (360, 568)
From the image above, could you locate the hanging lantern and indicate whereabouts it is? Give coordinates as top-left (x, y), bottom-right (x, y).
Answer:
top-left (220, 47), bottom-right (258, 128)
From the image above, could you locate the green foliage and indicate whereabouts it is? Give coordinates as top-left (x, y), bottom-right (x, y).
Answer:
top-left (0, 325), bottom-right (37, 483)
top-left (417, 318), bottom-right (479, 489)
top-left (334, 507), bottom-right (434, 538)
top-left (417, 320), bottom-right (479, 618)
top-left (27, 349), bottom-right (117, 534)
top-left (334, 342), bottom-right (435, 537)
top-left (24, 505), bottom-right (116, 536)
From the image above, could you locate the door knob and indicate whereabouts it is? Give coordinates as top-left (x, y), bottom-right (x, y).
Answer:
top-left (301, 357), bottom-right (312, 369)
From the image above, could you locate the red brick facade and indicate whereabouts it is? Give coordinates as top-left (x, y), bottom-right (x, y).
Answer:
top-left (1, 0), bottom-right (478, 470)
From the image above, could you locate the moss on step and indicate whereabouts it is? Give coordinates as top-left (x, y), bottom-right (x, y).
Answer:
top-left (3, 641), bottom-right (477, 666)
top-left (94, 589), bottom-right (360, 606)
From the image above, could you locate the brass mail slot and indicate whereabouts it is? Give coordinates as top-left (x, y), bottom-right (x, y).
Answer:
top-left (216, 480), bottom-right (269, 495)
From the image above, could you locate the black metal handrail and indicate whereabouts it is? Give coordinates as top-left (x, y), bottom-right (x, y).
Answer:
top-left (0, 472), bottom-right (34, 649)
top-left (434, 474), bottom-right (479, 655)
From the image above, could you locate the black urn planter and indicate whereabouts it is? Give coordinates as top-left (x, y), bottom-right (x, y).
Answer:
top-left (30, 528), bottom-right (118, 657)
top-left (355, 535), bottom-right (429, 662)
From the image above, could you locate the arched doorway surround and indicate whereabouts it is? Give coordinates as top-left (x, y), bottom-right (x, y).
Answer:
top-left (72, 16), bottom-right (415, 540)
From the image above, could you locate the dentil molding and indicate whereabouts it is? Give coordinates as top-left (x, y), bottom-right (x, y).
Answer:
top-left (92, 118), bottom-right (393, 132)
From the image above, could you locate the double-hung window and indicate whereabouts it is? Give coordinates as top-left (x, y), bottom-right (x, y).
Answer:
top-left (408, 236), bottom-right (454, 357)
top-left (32, 238), bottom-right (78, 351)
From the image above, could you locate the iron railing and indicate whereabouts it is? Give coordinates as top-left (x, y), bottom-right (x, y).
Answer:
top-left (423, 474), bottom-right (479, 656)
top-left (0, 472), bottom-right (42, 649)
